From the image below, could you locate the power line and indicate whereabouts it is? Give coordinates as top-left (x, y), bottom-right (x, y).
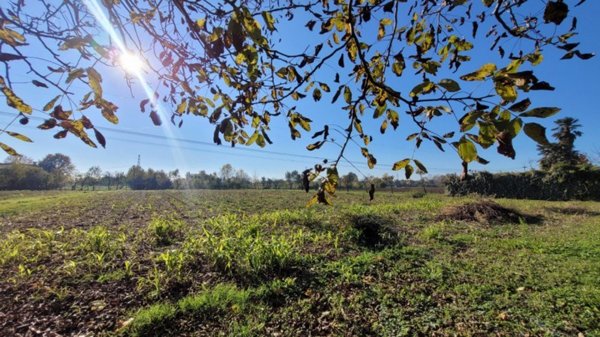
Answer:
top-left (0, 110), bottom-right (471, 173)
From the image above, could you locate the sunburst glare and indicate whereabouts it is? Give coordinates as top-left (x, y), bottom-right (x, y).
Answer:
top-left (118, 52), bottom-right (145, 74)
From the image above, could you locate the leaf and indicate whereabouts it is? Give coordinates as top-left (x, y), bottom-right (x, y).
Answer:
top-left (101, 106), bottom-right (119, 124)
top-left (367, 154), bottom-right (377, 169)
top-left (53, 130), bottom-right (68, 139)
top-left (32, 80), bottom-right (48, 88)
top-left (496, 131), bottom-right (515, 159)
top-left (410, 81), bottom-right (435, 97)
top-left (150, 110), bottom-right (162, 125)
top-left (413, 159), bottom-right (428, 174)
top-left (508, 118), bottom-right (523, 137)
top-left (0, 142), bottom-right (18, 156)
top-left (6, 131), bottom-right (32, 142)
top-left (312, 88), bottom-right (322, 101)
top-left (261, 11), bottom-right (276, 31)
top-left (495, 82), bottom-right (517, 102)
top-left (246, 131), bottom-right (259, 145)
top-left (523, 123), bottom-right (549, 145)
top-left (43, 95), bottom-right (61, 112)
top-left (94, 128), bottom-right (106, 148)
top-left (140, 98), bottom-right (150, 113)
top-left (59, 36), bottom-right (90, 50)
top-left (343, 86), bottom-right (352, 103)
top-left (392, 158), bottom-right (410, 171)
top-left (38, 119), bottom-right (58, 130)
top-left (0, 52), bottom-right (25, 62)
top-left (66, 68), bottom-right (85, 84)
top-left (508, 98), bottom-right (531, 112)
top-left (306, 142), bottom-right (323, 151)
top-left (438, 79), bottom-right (460, 92)
top-left (306, 194), bottom-right (319, 207)
top-left (405, 164), bottom-right (414, 179)
top-left (460, 63), bottom-right (496, 81)
top-left (0, 28), bottom-right (26, 46)
top-left (0, 76), bottom-right (32, 114)
top-left (383, 1), bottom-right (394, 12)
top-left (521, 107), bottom-right (561, 118)
top-left (530, 81), bottom-right (555, 91)
top-left (50, 105), bottom-right (72, 120)
top-left (544, 1), bottom-right (569, 25)
top-left (87, 67), bottom-right (103, 98)
top-left (457, 137), bottom-right (477, 163)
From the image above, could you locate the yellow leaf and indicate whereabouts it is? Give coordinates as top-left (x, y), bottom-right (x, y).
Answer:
top-left (43, 95), bottom-right (61, 112)
top-left (87, 68), bottom-right (103, 98)
top-left (0, 142), bottom-right (18, 156)
top-left (460, 63), bottom-right (497, 81)
top-left (0, 76), bottom-right (32, 114)
top-left (6, 131), bottom-right (33, 143)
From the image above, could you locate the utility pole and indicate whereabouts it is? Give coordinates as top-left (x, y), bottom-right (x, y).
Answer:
top-left (137, 154), bottom-right (141, 167)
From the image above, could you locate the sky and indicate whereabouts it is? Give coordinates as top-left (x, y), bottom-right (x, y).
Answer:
top-left (0, 0), bottom-right (599, 179)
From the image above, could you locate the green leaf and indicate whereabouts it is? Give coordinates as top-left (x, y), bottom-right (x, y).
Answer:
top-left (460, 63), bottom-right (496, 81)
top-left (495, 82), bottom-right (517, 102)
top-left (438, 79), bottom-right (460, 92)
top-left (508, 118), bottom-right (523, 137)
top-left (523, 123), bottom-right (549, 145)
top-left (521, 107), bottom-right (561, 118)
top-left (410, 81), bottom-right (435, 97)
top-left (457, 137), bottom-right (477, 163)
top-left (392, 158), bottom-right (410, 171)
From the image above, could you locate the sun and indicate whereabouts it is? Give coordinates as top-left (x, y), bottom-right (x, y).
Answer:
top-left (119, 52), bottom-right (145, 74)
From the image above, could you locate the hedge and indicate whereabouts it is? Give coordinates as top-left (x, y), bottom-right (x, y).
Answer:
top-left (444, 167), bottom-right (600, 201)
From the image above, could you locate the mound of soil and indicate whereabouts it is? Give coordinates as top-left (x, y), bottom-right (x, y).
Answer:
top-left (438, 200), bottom-right (538, 225)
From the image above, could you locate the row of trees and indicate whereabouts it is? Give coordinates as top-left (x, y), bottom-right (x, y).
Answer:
top-left (1, 154), bottom-right (443, 191)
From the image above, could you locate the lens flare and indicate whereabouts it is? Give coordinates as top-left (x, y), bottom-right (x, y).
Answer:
top-left (119, 52), bottom-right (145, 74)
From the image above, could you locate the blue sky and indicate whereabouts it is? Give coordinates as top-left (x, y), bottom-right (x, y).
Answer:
top-left (0, 1), bottom-right (598, 179)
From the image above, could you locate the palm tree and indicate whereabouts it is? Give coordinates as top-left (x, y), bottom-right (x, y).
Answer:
top-left (538, 117), bottom-right (587, 171)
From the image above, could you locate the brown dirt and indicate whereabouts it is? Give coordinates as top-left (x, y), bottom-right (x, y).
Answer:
top-left (438, 200), bottom-right (539, 225)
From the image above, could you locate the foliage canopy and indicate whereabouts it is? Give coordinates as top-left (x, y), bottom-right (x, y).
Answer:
top-left (0, 0), bottom-right (594, 203)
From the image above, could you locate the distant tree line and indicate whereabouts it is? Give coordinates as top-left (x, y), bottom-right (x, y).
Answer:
top-left (445, 118), bottom-right (599, 201)
top-left (1, 154), bottom-right (444, 192)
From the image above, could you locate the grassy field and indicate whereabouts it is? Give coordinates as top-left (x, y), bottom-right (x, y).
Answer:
top-left (0, 189), bottom-right (599, 337)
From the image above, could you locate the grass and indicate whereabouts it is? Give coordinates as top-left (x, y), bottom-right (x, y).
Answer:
top-left (0, 190), bottom-right (599, 336)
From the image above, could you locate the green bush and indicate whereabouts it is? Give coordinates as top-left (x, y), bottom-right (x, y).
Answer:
top-left (445, 167), bottom-right (600, 201)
